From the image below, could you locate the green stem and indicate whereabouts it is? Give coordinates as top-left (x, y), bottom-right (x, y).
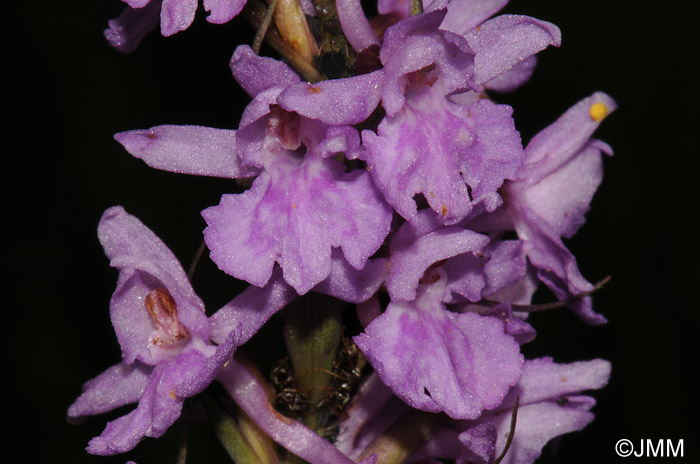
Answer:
top-left (358, 410), bottom-right (440, 464)
top-left (283, 293), bottom-right (343, 433)
top-left (204, 395), bottom-right (276, 464)
top-left (252, 0), bottom-right (278, 54)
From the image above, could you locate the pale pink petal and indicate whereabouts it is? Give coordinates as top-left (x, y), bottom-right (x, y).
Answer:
top-left (115, 125), bottom-right (259, 179)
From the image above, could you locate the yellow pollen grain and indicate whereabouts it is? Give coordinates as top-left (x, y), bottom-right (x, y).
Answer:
top-left (292, 203), bottom-right (297, 209)
top-left (441, 205), bottom-right (448, 216)
top-left (308, 86), bottom-right (322, 94)
top-left (589, 102), bottom-right (608, 122)
top-left (169, 389), bottom-right (177, 399)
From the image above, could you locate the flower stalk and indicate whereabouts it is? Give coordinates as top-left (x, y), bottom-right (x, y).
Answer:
top-left (252, 0), bottom-right (278, 54)
top-left (283, 294), bottom-right (343, 433)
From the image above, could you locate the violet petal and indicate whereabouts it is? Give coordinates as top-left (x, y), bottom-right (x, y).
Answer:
top-left (174, 332), bottom-right (238, 398)
top-left (124, 0), bottom-right (152, 7)
top-left (380, 11), bottom-right (474, 116)
top-left (485, 55), bottom-right (537, 93)
top-left (520, 141), bottom-right (605, 239)
top-left (356, 296), bottom-right (382, 328)
top-left (481, 399), bottom-right (597, 464)
top-left (387, 226), bottom-right (489, 301)
top-left (203, 0), bottom-right (246, 24)
top-left (209, 267), bottom-right (297, 345)
top-left (454, 357), bottom-right (610, 463)
top-left (105, 2), bottom-right (160, 53)
top-left (230, 45), bottom-right (301, 98)
top-left (203, 154), bottom-right (392, 294)
top-left (512, 205), bottom-right (607, 324)
top-left (68, 362), bottom-right (151, 418)
top-left (114, 125), bottom-right (259, 179)
top-left (336, 0), bottom-right (380, 51)
top-left (86, 349), bottom-right (208, 455)
top-left (464, 15), bottom-right (560, 87)
top-left (482, 240), bottom-right (527, 297)
top-left (335, 373), bottom-right (395, 457)
top-left (278, 71), bottom-right (383, 125)
top-left (159, 0), bottom-right (197, 36)
top-left (442, 251), bottom-right (489, 303)
top-left (519, 92), bottom-right (617, 185)
top-left (319, 125), bottom-right (363, 160)
top-left (98, 207), bottom-right (209, 364)
top-left (362, 93), bottom-right (523, 224)
top-left (299, 0), bottom-right (315, 15)
top-left (355, 272), bottom-right (523, 419)
top-left (440, 0), bottom-right (510, 35)
top-left (483, 303), bottom-right (536, 345)
top-left (314, 250), bottom-right (390, 303)
top-left (505, 357), bottom-right (611, 406)
top-left (457, 422), bottom-right (497, 464)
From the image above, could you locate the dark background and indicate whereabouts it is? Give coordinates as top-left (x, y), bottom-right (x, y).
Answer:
top-left (6, 0), bottom-right (698, 462)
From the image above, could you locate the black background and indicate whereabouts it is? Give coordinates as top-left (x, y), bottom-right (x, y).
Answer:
top-left (6, 0), bottom-right (698, 462)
